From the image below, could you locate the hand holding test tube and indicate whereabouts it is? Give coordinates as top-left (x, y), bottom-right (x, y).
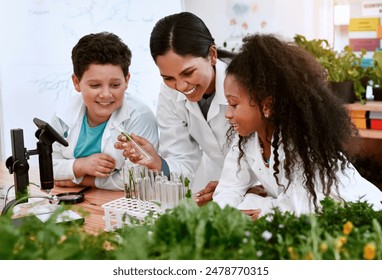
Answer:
top-left (112, 121), bottom-right (152, 161)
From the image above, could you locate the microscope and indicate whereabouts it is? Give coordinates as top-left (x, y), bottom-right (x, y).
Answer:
top-left (2, 117), bottom-right (68, 214)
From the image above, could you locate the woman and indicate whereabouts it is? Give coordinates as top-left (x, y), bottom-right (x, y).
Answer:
top-left (115, 12), bottom-right (234, 195)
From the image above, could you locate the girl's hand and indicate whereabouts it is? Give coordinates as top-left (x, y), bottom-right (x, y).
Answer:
top-left (114, 134), bottom-right (162, 171)
top-left (194, 184), bottom-right (268, 207)
top-left (247, 185), bottom-right (267, 197)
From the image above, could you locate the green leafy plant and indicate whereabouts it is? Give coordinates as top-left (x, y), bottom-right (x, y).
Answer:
top-left (370, 50), bottom-right (382, 88)
top-left (322, 46), bottom-right (368, 104)
top-left (293, 34), bottom-right (334, 61)
top-left (183, 177), bottom-right (192, 198)
top-left (294, 34), bottom-right (369, 103)
top-left (1, 198), bottom-right (382, 260)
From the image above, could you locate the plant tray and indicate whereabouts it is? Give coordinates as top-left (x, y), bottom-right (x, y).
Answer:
top-left (102, 197), bottom-right (162, 231)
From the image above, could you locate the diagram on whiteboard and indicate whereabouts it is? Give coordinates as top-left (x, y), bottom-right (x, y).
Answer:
top-left (0, 0), bottom-right (182, 162)
top-left (222, 0), bottom-right (275, 51)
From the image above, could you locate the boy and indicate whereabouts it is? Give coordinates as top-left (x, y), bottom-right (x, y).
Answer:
top-left (51, 32), bottom-right (158, 190)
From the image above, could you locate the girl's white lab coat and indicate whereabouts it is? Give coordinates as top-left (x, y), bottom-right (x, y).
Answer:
top-left (51, 93), bottom-right (159, 190)
top-left (156, 60), bottom-right (230, 192)
top-left (213, 133), bottom-right (382, 216)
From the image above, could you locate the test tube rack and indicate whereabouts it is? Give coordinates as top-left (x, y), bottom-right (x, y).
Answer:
top-left (102, 197), bottom-right (162, 231)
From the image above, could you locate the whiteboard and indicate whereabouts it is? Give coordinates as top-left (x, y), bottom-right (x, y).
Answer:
top-left (0, 0), bottom-right (183, 164)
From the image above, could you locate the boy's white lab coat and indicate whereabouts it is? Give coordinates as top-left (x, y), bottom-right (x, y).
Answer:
top-left (213, 133), bottom-right (382, 215)
top-left (156, 60), bottom-right (230, 192)
top-left (51, 93), bottom-right (159, 190)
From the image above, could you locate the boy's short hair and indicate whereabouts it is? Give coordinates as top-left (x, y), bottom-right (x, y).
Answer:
top-left (71, 32), bottom-right (132, 80)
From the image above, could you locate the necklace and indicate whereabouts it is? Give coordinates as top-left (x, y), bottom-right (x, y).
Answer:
top-left (259, 137), bottom-right (270, 167)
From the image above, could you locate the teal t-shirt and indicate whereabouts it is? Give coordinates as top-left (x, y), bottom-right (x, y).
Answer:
top-left (74, 114), bottom-right (107, 158)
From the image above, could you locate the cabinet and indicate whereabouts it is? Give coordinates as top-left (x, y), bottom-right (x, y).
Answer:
top-left (347, 101), bottom-right (382, 139)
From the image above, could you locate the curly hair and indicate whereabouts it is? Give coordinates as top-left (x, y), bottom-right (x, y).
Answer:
top-left (71, 32), bottom-right (132, 80)
top-left (226, 33), bottom-right (359, 208)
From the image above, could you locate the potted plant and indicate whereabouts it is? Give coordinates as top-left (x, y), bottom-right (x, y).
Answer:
top-left (294, 34), bottom-right (369, 104)
top-left (370, 50), bottom-right (382, 101)
top-left (293, 34), bottom-right (334, 60)
top-left (321, 46), bottom-right (368, 104)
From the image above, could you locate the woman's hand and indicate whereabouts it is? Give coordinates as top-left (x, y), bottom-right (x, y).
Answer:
top-left (241, 209), bottom-right (261, 221)
top-left (194, 181), bottom-right (218, 206)
top-left (114, 134), bottom-right (162, 171)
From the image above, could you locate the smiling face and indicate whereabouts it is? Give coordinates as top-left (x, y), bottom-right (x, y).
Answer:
top-left (155, 49), bottom-right (216, 102)
top-left (72, 63), bottom-right (129, 127)
top-left (224, 74), bottom-right (265, 137)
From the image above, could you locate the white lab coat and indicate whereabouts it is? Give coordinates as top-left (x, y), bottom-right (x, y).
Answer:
top-left (213, 133), bottom-right (382, 216)
top-left (156, 60), bottom-right (230, 192)
top-left (51, 93), bottom-right (159, 190)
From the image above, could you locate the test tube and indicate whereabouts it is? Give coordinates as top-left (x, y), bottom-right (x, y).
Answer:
top-left (122, 164), bottom-right (131, 198)
top-left (111, 120), bottom-right (152, 161)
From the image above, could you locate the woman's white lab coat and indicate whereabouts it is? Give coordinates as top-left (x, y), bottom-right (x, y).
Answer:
top-left (156, 60), bottom-right (230, 192)
top-left (213, 133), bottom-right (382, 216)
top-left (51, 93), bottom-right (159, 190)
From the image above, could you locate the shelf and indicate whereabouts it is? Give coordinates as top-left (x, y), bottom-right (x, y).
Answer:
top-left (346, 101), bottom-right (382, 112)
top-left (346, 101), bottom-right (382, 139)
top-left (357, 129), bottom-right (382, 139)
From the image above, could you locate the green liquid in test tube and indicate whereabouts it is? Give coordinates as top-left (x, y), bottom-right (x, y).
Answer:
top-left (112, 121), bottom-right (152, 161)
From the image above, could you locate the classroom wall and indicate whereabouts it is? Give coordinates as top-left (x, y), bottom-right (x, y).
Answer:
top-left (0, 0), bottom-right (335, 165)
top-left (0, 0), bottom-right (183, 165)
top-left (183, 0), bottom-right (334, 49)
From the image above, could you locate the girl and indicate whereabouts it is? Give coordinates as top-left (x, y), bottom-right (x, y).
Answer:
top-left (213, 34), bottom-right (382, 220)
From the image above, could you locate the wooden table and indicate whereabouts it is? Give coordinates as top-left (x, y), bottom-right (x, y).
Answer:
top-left (0, 162), bottom-right (124, 234)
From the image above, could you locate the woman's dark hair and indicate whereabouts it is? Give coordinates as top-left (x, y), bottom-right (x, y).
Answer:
top-left (71, 31), bottom-right (132, 80)
top-left (226, 33), bottom-right (359, 209)
top-left (150, 12), bottom-right (233, 61)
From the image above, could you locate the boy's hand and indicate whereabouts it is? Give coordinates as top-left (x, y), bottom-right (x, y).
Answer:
top-left (55, 175), bottom-right (96, 188)
top-left (54, 179), bottom-right (80, 187)
top-left (73, 153), bottom-right (116, 178)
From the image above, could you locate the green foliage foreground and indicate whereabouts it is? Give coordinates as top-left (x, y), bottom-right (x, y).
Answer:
top-left (1, 198), bottom-right (382, 260)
